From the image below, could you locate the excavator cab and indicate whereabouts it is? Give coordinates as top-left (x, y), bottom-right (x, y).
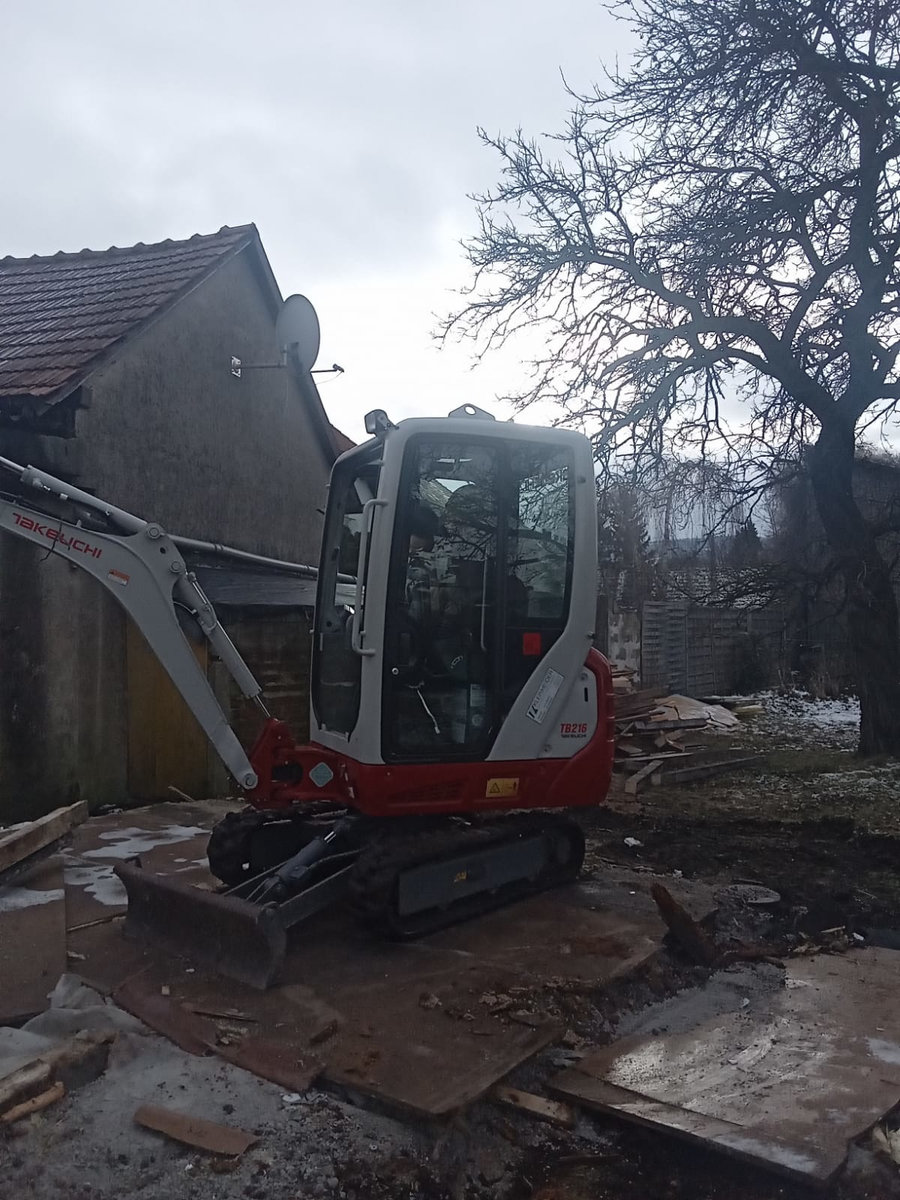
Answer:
top-left (310, 406), bottom-right (613, 817)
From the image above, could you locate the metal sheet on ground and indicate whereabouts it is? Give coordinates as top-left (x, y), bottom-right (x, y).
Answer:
top-left (550, 949), bottom-right (900, 1184)
top-left (0, 857), bottom-right (66, 1023)
top-left (326, 1020), bottom-right (560, 1116)
top-left (65, 805), bottom-right (712, 1119)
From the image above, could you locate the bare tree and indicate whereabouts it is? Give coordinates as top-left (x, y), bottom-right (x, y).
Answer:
top-left (447, 0), bottom-right (900, 754)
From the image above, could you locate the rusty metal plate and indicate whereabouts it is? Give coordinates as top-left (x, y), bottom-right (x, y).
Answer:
top-left (551, 949), bottom-right (900, 1183)
top-left (214, 1036), bottom-right (323, 1092)
top-left (0, 856), bottom-right (66, 1023)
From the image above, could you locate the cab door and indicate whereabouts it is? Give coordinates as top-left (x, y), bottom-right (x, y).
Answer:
top-left (380, 435), bottom-right (576, 764)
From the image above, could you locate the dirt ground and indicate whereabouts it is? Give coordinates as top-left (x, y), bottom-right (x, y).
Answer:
top-left (4, 693), bottom-right (900, 1200)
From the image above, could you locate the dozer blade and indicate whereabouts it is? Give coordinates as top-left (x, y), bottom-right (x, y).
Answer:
top-left (115, 860), bottom-right (287, 990)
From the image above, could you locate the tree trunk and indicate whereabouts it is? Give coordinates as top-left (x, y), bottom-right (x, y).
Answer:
top-left (807, 421), bottom-right (900, 755)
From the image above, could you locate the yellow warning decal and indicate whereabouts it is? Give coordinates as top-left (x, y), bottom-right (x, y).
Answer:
top-left (485, 777), bottom-right (520, 798)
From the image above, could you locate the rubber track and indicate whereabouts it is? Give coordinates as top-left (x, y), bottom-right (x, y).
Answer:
top-left (348, 813), bottom-right (585, 939)
top-left (207, 804), bottom-right (342, 886)
top-left (207, 809), bottom-right (270, 886)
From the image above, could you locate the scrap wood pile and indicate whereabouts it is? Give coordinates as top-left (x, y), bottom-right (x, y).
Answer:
top-left (610, 665), bottom-right (766, 795)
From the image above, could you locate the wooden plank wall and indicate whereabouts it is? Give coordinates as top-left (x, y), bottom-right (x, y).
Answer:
top-left (126, 621), bottom-right (209, 801)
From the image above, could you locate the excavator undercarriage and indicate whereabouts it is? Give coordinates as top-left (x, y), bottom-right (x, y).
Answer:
top-left (116, 807), bottom-right (586, 987)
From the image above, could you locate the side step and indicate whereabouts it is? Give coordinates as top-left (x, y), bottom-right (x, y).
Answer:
top-left (115, 857), bottom-right (354, 989)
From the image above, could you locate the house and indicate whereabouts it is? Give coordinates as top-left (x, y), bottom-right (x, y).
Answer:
top-left (0, 225), bottom-right (345, 817)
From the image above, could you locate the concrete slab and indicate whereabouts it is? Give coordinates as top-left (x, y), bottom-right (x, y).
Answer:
top-left (0, 855), bottom-right (66, 1022)
top-left (550, 948), bottom-right (900, 1184)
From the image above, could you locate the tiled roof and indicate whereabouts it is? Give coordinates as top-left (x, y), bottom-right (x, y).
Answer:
top-left (0, 225), bottom-right (256, 400)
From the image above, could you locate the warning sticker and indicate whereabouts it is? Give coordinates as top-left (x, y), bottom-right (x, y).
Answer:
top-left (526, 667), bottom-right (564, 724)
top-left (107, 568), bottom-right (130, 587)
top-left (485, 777), bottom-right (519, 798)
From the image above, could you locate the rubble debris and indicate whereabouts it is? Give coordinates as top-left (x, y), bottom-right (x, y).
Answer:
top-left (134, 1103), bottom-right (259, 1156)
top-left (872, 1123), bottom-right (900, 1166)
top-left (0, 801), bottom-right (88, 878)
top-left (491, 1085), bottom-right (575, 1129)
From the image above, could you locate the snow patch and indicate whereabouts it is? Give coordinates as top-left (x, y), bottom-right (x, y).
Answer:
top-left (867, 1037), bottom-right (900, 1066)
top-left (0, 886), bottom-right (65, 912)
top-left (81, 825), bottom-right (206, 861)
top-left (63, 863), bottom-right (127, 907)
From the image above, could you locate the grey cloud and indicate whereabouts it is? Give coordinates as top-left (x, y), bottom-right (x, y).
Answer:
top-left (1, 0), bottom-right (625, 278)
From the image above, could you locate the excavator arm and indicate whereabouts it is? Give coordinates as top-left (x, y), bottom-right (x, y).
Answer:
top-left (0, 455), bottom-right (267, 791)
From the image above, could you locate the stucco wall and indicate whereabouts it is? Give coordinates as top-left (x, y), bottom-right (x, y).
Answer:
top-left (0, 247), bottom-right (333, 815)
top-left (77, 248), bottom-right (330, 560)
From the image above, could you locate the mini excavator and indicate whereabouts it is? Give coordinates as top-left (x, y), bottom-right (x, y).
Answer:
top-left (0, 390), bottom-right (614, 987)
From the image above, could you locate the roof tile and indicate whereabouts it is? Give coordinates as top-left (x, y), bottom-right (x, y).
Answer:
top-left (0, 225), bottom-right (255, 398)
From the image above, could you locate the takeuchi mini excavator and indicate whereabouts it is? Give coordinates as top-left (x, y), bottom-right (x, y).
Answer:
top-left (0, 403), bottom-right (615, 987)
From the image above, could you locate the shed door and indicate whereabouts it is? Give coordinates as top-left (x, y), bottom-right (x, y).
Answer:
top-left (126, 619), bottom-right (209, 800)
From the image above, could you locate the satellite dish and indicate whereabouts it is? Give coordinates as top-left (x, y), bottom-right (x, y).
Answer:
top-left (276, 295), bottom-right (320, 371)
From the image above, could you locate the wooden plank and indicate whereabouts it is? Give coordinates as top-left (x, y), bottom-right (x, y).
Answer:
top-left (625, 759), bottom-right (665, 795)
top-left (663, 755), bottom-right (765, 784)
top-left (613, 688), bottom-right (666, 717)
top-left (492, 1085), bottom-right (576, 1128)
top-left (0, 802), bottom-right (88, 875)
top-left (621, 752), bottom-right (692, 770)
top-left (0, 1062), bottom-right (52, 1114)
top-left (134, 1103), bottom-right (258, 1156)
top-left (631, 718), bottom-right (707, 733)
top-left (1, 1081), bottom-right (65, 1124)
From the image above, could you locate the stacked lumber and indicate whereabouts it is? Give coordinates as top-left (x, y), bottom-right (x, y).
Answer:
top-left (610, 673), bottom-right (765, 795)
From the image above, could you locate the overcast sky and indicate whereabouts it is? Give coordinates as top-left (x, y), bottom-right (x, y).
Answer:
top-left (1, 0), bottom-right (628, 441)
